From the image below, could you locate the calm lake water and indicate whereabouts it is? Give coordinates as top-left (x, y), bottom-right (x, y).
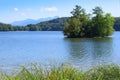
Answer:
top-left (0, 31), bottom-right (120, 71)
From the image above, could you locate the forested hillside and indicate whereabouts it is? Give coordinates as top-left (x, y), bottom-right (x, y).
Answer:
top-left (114, 17), bottom-right (120, 31)
top-left (0, 23), bottom-right (26, 31)
top-left (25, 17), bottom-right (120, 31)
top-left (0, 17), bottom-right (120, 31)
top-left (25, 17), bottom-right (68, 31)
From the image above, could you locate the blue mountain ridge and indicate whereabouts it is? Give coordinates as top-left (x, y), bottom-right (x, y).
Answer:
top-left (11, 16), bottom-right (59, 26)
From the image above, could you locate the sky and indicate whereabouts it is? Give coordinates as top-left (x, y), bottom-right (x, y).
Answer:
top-left (0, 0), bottom-right (120, 23)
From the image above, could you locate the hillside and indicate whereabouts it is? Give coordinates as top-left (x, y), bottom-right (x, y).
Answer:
top-left (0, 17), bottom-right (120, 31)
top-left (114, 17), bottom-right (120, 31)
top-left (25, 17), bottom-right (68, 31)
top-left (25, 17), bottom-right (120, 31)
top-left (0, 23), bottom-right (13, 31)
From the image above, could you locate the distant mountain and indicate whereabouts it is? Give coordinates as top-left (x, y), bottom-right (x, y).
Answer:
top-left (11, 16), bottom-right (59, 26)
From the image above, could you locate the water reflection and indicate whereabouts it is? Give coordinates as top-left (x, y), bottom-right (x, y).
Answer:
top-left (64, 37), bottom-right (114, 69)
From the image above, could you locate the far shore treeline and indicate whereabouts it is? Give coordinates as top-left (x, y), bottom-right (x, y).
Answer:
top-left (0, 5), bottom-right (120, 32)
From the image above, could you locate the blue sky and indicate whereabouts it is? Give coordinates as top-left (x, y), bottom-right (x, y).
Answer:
top-left (0, 0), bottom-right (120, 23)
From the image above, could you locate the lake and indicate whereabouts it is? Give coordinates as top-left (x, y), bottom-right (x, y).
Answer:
top-left (0, 31), bottom-right (120, 71)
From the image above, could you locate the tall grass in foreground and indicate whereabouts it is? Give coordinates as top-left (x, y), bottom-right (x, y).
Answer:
top-left (0, 64), bottom-right (120, 80)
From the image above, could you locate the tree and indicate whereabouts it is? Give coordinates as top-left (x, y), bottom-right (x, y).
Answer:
top-left (93, 7), bottom-right (103, 15)
top-left (92, 7), bottom-right (104, 37)
top-left (71, 5), bottom-right (89, 24)
top-left (63, 5), bottom-right (115, 38)
top-left (104, 13), bottom-right (115, 36)
top-left (63, 5), bottom-right (88, 38)
top-left (63, 17), bottom-right (81, 37)
top-left (92, 7), bottom-right (114, 37)
top-left (71, 5), bottom-right (85, 19)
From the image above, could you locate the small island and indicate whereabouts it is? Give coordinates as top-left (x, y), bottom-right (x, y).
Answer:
top-left (63, 5), bottom-right (115, 38)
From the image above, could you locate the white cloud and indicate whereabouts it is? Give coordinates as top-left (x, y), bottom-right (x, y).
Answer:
top-left (14, 8), bottom-right (19, 11)
top-left (41, 7), bottom-right (58, 12)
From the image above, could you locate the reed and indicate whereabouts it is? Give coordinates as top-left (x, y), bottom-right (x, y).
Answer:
top-left (0, 64), bottom-right (120, 80)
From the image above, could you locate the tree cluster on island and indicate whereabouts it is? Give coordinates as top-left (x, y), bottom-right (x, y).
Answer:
top-left (63, 5), bottom-right (115, 38)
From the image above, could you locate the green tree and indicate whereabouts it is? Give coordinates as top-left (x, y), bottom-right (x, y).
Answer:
top-left (63, 5), bottom-right (88, 37)
top-left (63, 17), bottom-right (81, 37)
top-left (71, 5), bottom-right (85, 19)
top-left (63, 5), bottom-right (115, 38)
top-left (93, 7), bottom-right (103, 15)
top-left (104, 13), bottom-right (115, 36)
top-left (71, 5), bottom-right (89, 25)
top-left (92, 7), bottom-right (114, 37)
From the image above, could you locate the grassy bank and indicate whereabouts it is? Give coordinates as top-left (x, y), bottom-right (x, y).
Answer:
top-left (0, 64), bottom-right (120, 80)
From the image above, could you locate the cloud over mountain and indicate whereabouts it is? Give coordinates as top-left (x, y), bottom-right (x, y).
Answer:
top-left (40, 7), bottom-right (58, 12)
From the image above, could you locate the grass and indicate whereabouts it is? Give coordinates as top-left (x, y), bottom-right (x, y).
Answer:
top-left (0, 64), bottom-right (120, 80)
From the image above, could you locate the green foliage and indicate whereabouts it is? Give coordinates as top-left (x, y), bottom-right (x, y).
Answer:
top-left (64, 5), bottom-right (89, 38)
top-left (0, 17), bottom-right (119, 32)
top-left (63, 5), bottom-right (115, 38)
top-left (86, 65), bottom-right (120, 80)
top-left (71, 5), bottom-right (85, 19)
top-left (26, 24), bottom-right (41, 31)
top-left (92, 7), bottom-right (103, 15)
top-left (1, 64), bottom-right (120, 80)
top-left (104, 13), bottom-right (115, 36)
top-left (35, 17), bottom-right (68, 31)
top-left (114, 17), bottom-right (120, 31)
top-left (0, 23), bottom-right (14, 31)
top-left (64, 17), bottom-right (82, 37)
top-left (0, 23), bottom-right (23, 31)
top-left (91, 7), bottom-right (114, 37)
top-left (0, 17), bottom-right (68, 31)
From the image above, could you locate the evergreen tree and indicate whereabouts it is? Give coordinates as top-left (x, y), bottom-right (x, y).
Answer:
top-left (64, 5), bottom-right (88, 37)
